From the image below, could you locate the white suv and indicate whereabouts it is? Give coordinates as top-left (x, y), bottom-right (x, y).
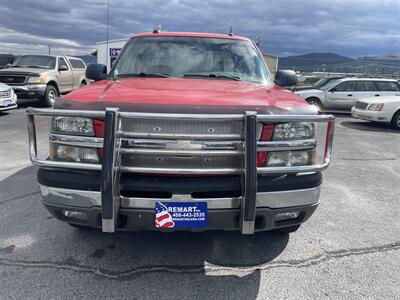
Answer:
top-left (0, 83), bottom-right (17, 111)
top-left (295, 78), bottom-right (400, 111)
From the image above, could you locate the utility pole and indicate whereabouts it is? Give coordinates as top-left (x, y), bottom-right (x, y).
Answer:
top-left (106, 0), bottom-right (110, 69)
top-left (48, 44), bottom-right (51, 55)
top-left (362, 52), bottom-right (367, 75)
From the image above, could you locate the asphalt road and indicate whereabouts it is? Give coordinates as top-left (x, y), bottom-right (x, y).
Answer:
top-left (1, 101), bottom-right (399, 299)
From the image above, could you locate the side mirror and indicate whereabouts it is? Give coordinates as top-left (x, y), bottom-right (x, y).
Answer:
top-left (6, 63), bottom-right (12, 68)
top-left (58, 65), bottom-right (68, 71)
top-left (330, 88), bottom-right (336, 93)
top-left (86, 64), bottom-right (107, 81)
top-left (274, 70), bottom-right (298, 87)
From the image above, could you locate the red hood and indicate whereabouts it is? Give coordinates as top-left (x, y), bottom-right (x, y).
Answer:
top-left (59, 78), bottom-right (311, 114)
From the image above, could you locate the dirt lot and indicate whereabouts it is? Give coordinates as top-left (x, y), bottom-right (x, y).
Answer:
top-left (1, 101), bottom-right (399, 299)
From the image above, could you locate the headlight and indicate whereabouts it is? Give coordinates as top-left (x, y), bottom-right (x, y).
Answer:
top-left (26, 76), bottom-right (45, 84)
top-left (266, 150), bottom-right (315, 167)
top-left (367, 103), bottom-right (384, 111)
top-left (52, 117), bottom-right (94, 136)
top-left (50, 144), bottom-right (99, 163)
top-left (273, 122), bottom-right (315, 140)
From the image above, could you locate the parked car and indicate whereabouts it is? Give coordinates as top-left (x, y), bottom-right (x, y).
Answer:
top-left (295, 78), bottom-right (400, 111)
top-left (25, 31), bottom-right (334, 235)
top-left (351, 96), bottom-right (400, 129)
top-left (0, 83), bottom-right (17, 112)
top-left (0, 54), bottom-right (15, 69)
top-left (292, 76), bottom-right (344, 92)
top-left (0, 55), bottom-right (87, 106)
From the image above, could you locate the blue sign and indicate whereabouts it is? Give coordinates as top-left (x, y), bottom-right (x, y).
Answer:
top-left (109, 48), bottom-right (122, 58)
top-left (155, 201), bottom-right (208, 228)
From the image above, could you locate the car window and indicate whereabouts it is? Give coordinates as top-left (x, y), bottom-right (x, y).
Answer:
top-left (344, 81), bottom-right (356, 91)
top-left (12, 55), bottom-right (56, 69)
top-left (356, 81), bottom-right (377, 91)
top-left (332, 82), bottom-right (348, 91)
top-left (69, 59), bottom-right (86, 69)
top-left (375, 81), bottom-right (400, 91)
top-left (58, 58), bottom-right (69, 70)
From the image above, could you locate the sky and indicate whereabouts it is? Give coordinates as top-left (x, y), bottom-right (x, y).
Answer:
top-left (0, 0), bottom-right (399, 58)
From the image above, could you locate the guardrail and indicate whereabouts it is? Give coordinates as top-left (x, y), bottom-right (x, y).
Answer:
top-left (26, 107), bottom-right (335, 234)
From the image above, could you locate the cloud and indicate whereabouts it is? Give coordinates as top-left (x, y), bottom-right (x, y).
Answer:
top-left (0, 0), bottom-right (399, 57)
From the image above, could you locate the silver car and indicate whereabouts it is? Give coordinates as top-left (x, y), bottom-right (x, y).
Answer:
top-left (295, 78), bottom-right (400, 111)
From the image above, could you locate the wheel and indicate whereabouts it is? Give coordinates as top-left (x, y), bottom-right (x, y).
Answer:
top-left (306, 97), bottom-right (322, 110)
top-left (391, 110), bottom-right (400, 130)
top-left (273, 225), bottom-right (301, 234)
top-left (41, 85), bottom-right (58, 107)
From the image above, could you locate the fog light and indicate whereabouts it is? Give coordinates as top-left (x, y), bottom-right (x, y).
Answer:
top-left (51, 144), bottom-right (99, 163)
top-left (266, 150), bottom-right (314, 167)
top-left (275, 212), bottom-right (300, 222)
top-left (63, 210), bottom-right (87, 221)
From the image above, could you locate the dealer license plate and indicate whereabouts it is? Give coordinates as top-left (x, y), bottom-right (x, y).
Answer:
top-left (154, 201), bottom-right (207, 228)
top-left (0, 99), bottom-right (12, 107)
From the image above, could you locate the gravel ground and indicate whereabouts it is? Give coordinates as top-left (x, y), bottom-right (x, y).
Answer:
top-left (0, 100), bottom-right (399, 299)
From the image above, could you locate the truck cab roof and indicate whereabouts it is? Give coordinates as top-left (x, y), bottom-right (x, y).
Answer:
top-left (130, 31), bottom-right (252, 42)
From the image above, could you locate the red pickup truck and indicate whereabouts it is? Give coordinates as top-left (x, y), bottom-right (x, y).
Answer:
top-left (27, 31), bottom-right (334, 234)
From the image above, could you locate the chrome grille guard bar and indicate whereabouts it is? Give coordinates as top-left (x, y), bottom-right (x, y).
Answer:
top-left (26, 107), bottom-right (335, 234)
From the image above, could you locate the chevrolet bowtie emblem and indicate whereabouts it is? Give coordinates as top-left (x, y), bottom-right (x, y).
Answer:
top-left (165, 140), bottom-right (203, 150)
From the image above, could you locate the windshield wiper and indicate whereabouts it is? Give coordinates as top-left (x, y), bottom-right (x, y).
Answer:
top-left (183, 73), bottom-right (241, 81)
top-left (25, 65), bottom-right (45, 69)
top-left (116, 72), bottom-right (171, 78)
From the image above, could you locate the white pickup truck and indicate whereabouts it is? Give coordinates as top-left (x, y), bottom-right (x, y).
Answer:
top-left (0, 55), bottom-right (87, 106)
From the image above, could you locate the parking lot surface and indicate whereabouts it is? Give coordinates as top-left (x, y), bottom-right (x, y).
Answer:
top-left (1, 101), bottom-right (399, 299)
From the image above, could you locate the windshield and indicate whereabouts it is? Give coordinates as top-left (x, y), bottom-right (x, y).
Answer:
top-left (313, 78), bottom-right (329, 88)
top-left (12, 55), bottom-right (56, 69)
top-left (111, 36), bottom-right (272, 84)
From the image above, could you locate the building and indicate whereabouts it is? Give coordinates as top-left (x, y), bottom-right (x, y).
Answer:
top-left (95, 38), bottom-right (129, 71)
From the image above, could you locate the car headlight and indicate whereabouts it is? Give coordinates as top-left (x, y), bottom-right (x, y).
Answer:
top-left (266, 150), bottom-right (315, 167)
top-left (273, 122), bottom-right (315, 140)
top-left (52, 117), bottom-right (94, 136)
top-left (26, 76), bottom-right (45, 84)
top-left (50, 144), bottom-right (99, 163)
top-left (367, 103), bottom-right (384, 111)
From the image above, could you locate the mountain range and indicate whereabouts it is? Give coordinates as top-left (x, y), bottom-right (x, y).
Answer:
top-left (278, 52), bottom-right (400, 75)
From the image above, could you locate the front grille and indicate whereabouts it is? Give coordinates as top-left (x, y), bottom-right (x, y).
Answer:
top-left (120, 118), bottom-right (244, 171)
top-left (0, 88), bottom-right (12, 99)
top-left (355, 101), bottom-right (368, 110)
top-left (0, 75), bottom-right (26, 84)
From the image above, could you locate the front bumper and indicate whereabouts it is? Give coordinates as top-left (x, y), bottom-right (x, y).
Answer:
top-left (41, 188), bottom-right (319, 232)
top-left (12, 84), bottom-right (46, 99)
top-left (351, 107), bottom-right (389, 122)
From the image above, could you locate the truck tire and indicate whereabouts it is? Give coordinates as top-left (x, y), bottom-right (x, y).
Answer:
top-left (391, 110), bottom-right (400, 130)
top-left (273, 225), bottom-right (301, 234)
top-left (306, 97), bottom-right (322, 110)
top-left (42, 85), bottom-right (59, 107)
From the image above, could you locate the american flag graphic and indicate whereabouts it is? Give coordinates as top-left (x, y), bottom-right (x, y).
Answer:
top-left (155, 202), bottom-right (175, 228)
